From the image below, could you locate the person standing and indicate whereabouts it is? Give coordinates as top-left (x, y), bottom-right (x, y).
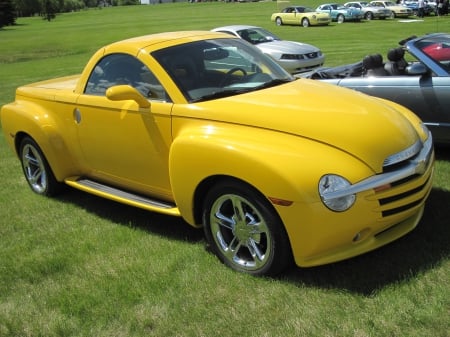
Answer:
top-left (417, 0), bottom-right (425, 17)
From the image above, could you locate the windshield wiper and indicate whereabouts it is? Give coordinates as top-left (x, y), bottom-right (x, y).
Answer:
top-left (191, 88), bottom-right (252, 102)
top-left (254, 78), bottom-right (293, 90)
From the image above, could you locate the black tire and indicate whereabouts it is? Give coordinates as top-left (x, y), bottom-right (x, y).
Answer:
top-left (202, 180), bottom-right (292, 276)
top-left (19, 136), bottom-right (63, 196)
top-left (275, 17), bottom-right (283, 26)
top-left (365, 12), bottom-right (374, 20)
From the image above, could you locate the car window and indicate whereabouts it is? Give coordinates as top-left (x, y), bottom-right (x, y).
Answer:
top-left (84, 53), bottom-right (168, 101)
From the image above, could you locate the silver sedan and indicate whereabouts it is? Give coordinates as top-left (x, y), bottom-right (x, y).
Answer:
top-left (212, 25), bottom-right (325, 75)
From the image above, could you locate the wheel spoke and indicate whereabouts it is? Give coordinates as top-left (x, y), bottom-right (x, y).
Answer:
top-left (29, 167), bottom-right (43, 184)
top-left (230, 195), bottom-right (246, 223)
top-left (248, 238), bottom-right (265, 265)
top-left (214, 211), bottom-right (235, 230)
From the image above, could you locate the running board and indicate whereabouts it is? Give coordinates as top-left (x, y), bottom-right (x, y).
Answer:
top-left (64, 177), bottom-right (181, 216)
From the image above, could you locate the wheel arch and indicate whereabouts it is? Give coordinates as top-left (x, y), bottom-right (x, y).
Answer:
top-left (192, 175), bottom-right (279, 228)
top-left (168, 130), bottom-right (313, 228)
top-left (3, 101), bottom-right (79, 182)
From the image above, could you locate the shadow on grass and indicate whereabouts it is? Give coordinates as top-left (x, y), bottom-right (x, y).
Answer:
top-left (58, 188), bottom-right (204, 243)
top-left (57, 149), bottom-right (450, 296)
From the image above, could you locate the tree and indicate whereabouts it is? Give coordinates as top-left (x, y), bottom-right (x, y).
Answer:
top-left (42, 0), bottom-right (57, 21)
top-left (0, 0), bottom-right (17, 28)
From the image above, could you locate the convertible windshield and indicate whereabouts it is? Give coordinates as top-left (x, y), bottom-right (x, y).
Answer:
top-left (152, 38), bottom-right (293, 102)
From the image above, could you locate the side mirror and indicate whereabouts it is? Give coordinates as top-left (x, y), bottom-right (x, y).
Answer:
top-left (406, 63), bottom-right (428, 76)
top-left (106, 85), bottom-right (150, 108)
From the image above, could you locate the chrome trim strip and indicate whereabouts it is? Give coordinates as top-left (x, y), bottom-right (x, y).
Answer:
top-left (322, 132), bottom-right (433, 201)
top-left (383, 139), bottom-right (422, 167)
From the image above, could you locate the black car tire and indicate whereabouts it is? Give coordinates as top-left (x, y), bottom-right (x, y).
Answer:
top-left (365, 11), bottom-right (374, 20)
top-left (19, 136), bottom-right (63, 196)
top-left (202, 179), bottom-right (293, 276)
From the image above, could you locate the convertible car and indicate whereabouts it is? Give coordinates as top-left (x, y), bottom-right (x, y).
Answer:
top-left (344, 1), bottom-right (392, 20)
top-left (304, 33), bottom-right (450, 145)
top-left (316, 3), bottom-right (364, 22)
top-left (369, 1), bottom-right (413, 17)
top-left (1, 31), bottom-right (434, 276)
top-left (212, 25), bottom-right (325, 75)
top-left (271, 6), bottom-right (331, 27)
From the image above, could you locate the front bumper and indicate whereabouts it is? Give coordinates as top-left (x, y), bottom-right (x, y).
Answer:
top-left (279, 134), bottom-right (434, 267)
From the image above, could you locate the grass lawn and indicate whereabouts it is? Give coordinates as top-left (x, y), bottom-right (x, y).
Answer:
top-left (0, 2), bottom-right (449, 336)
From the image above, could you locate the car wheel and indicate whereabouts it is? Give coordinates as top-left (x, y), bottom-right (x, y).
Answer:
top-left (19, 136), bottom-right (63, 196)
top-left (275, 17), bottom-right (283, 26)
top-left (337, 14), bottom-right (345, 23)
top-left (301, 18), bottom-right (310, 27)
top-left (365, 11), bottom-right (374, 20)
top-left (202, 180), bottom-right (292, 276)
top-left (390, 11), bottom-right (396, 18)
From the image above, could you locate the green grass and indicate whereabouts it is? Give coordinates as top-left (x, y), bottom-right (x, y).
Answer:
top-left (1, 3), bottom-right (449, 336)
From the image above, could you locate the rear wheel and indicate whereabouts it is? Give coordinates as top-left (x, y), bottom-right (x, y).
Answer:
top-left (337, 14), bottom-right (345, 23)
top-left (202, 180), bottom-right (292, 276)
top-left (19, 136), bottom-right (63, 196)
top-left (301, 18), bottom-right (310, 27)
top-left (275, 17), bottom-right (283, 26)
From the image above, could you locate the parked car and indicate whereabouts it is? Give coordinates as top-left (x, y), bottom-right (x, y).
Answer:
top-left (316, 3), bottom-right (364, 22)
top-left (303, 33), bottom-right (450, 145)
top-left (0, 31), bottom-right (434, 276)
top-left (270, 6), bottom-right (331, 27)
top-left (403, 0), bottom-right (436, 15)
top-left (212, 25), bottom-right (325, 75)
top-left (344, 1), bottom-right (392, 19)
top-left (369, 1), bottom-right (413, 17)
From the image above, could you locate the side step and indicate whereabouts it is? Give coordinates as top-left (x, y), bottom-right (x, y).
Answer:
top-left (64, 177), bottom-right (181, 217)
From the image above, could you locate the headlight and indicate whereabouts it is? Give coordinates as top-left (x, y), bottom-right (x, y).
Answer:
top-left (319, 174), bottom-right (356, 212)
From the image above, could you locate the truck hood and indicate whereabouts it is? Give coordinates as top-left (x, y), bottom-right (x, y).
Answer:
top-left (179, 79), bottom-right (420, 172)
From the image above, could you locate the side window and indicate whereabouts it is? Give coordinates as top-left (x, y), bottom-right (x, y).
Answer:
top-left (84, 53), bottom-right (167, 101)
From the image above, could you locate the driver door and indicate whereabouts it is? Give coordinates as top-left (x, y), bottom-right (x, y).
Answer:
top-left (75, 53), bottom-right (174, 199)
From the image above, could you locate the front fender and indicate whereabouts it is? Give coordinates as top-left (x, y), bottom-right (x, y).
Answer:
top-left (169, 121), bottom-right (374, 226)
top-left (1, 100), bottom-right (80, 181)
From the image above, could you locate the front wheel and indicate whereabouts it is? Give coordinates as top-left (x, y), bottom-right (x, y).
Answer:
top-left (365, 12), bottom-right (374, 20)
top-left (337, 14), bottom-right (345, 23)
top-left (19, 136), bottom-right (63, 196)
top-left (202, 180), bottom-right (292, 276)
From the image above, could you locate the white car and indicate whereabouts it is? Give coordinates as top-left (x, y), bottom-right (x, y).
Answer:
top-left (212, 25), bottom-right (325, 75)
top-left (344, 1), bottom-right (393, 19)
top-left (369, 0), bottom-right (413, 17)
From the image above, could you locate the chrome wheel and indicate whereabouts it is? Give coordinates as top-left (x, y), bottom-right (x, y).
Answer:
top-left (203, 180), bottom-right (292, 276)
top-left (275, 17), bottom-right (283, 26)
top-left (337, 14), bottom-right (345, 23)
top-left (302, 18), bottom-right (310, 27)
top-left (20, 137), bottom-right (62, 196)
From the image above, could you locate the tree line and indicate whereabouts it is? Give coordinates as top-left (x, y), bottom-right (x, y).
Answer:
top-left (0, 0), bottom-right (141, 28)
